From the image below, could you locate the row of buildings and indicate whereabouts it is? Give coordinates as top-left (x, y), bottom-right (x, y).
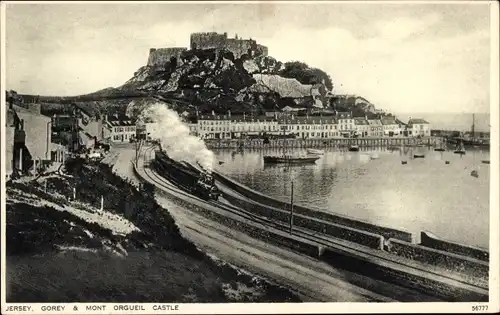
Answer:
top-left (4, 94), bottom-right (135, 179)
top-left (174, 112), bottom-right (428, 141)
top-left (127, 111), bottom-right (430, 142)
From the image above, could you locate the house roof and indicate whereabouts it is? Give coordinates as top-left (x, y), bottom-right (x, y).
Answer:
top-left (354, 118), bottom-right (369, 125)
top-left (396, 118), bottom-right (407, 126)
top-left (12, 105), bottom-right (51, 122)
top-left (106, 118), bottom-right (136, 127)
top-left (198, 115), bottom-right (232, 121)
top-left (381, 117), bottom-right (398, 125)
top-left (282, 106), bottom-right (306, 112)
top-left (408, 118), bottom-right (429, 125)
top-left (368, 119), bottom-right (382, 126)
top-left (278, 117), bottom-right (337, 125)
top-left (336, 112), bottom-right (352, 119)
top-left (230, 115), bottom-right (278, 123)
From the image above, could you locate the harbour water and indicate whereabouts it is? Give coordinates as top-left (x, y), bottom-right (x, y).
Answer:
top-left (213, 147), bottom-right (490, 249)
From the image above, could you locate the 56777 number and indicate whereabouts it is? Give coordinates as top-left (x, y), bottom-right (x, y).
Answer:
top-left (472, 305), bottom-right (488, 312)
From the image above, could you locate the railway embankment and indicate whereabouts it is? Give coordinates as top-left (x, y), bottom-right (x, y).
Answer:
top-left (420, 231), bottom-right (489, 262)
top-left (213, 171), bottom-right (413, 242)
top-left (221, 189), bottom-right (384, 250)
top-left (144, 154), bottom-right (488, 301)
top-left (213, 171), bottom-right (489, 288)
top-left (6, 157), bottom-right (300, 303)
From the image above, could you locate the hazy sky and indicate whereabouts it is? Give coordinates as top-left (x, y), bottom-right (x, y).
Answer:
top-left (5, 2), bottom-right (493, 113)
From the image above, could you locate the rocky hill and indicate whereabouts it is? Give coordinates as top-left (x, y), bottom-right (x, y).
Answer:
top-left (116, 47), bottom-right (340, 116)
top-left (14, 35), bottom-right (383, 118)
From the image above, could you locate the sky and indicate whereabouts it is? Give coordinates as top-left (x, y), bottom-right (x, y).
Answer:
top-left (4, 1), bottom-right (493, 113)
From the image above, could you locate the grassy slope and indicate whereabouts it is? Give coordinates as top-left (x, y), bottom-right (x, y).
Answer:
top-left (6, 159), bottom-right (301, 303)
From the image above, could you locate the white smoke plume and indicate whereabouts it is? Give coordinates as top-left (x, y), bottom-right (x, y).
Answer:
top-left (139, 102), bottom-right (215, 172)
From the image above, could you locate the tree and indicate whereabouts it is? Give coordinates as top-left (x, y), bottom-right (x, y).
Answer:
top-left (279, 61), bottom-right (333, 91)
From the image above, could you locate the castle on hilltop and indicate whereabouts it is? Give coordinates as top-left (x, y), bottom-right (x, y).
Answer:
top-left (147, 32), bottom-right (268, 68)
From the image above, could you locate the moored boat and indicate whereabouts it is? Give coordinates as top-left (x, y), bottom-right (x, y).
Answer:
top-left (263, 155), bottom-right (320, 164)
top-left (454, 141), bottom-right (466, 155)
top-left (481, 160), bottom-right (490, 164)
top-left (307, 148), bottom-right (324, 155)
top-left (348, 145), bottom-right (360, 152)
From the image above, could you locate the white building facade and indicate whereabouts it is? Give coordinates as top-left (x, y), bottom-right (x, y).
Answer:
top-left (105, 118), bottom-right (136, 143)
top-left (407, 118), bottom-right (431, 137)
top-left (336, 112), bottom-right (354, 137)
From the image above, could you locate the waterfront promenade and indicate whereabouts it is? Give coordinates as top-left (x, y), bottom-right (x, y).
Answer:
top-left (205, 136), bottom-right (443, 149)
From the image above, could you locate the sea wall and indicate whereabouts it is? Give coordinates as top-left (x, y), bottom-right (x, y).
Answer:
top-left (223, 192), bottom-right (383, 250)
top-left (321, 247), bottom-right (488, 302)
top-left (214, 172), bottom-right (413, 242)
top-left (387, 238), bottom-right (489, 284)
top-left (420, 231), bottom-right (489, 262)
top-left (205, 137), bottom-right (442, 149)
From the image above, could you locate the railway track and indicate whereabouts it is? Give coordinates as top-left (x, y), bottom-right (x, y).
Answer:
top-left (139, 145), bottom-right (487, 301)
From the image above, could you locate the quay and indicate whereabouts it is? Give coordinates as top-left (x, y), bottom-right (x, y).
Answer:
top-left (132, 145), bottom-right (488, 302)
top-left (204, 136), bottom-right (444, 149)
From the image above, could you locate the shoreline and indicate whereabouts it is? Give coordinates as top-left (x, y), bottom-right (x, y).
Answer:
top-left (204, 137), bottom-right (444, 149)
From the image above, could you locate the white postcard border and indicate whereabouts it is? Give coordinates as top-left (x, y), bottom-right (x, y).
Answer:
top-left (1, 1), bottom-right (499, 314)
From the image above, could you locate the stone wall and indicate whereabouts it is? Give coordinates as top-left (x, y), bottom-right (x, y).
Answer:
top-left (222, 190), bottom-right (383, 250)
top-left (190, 32), bottom-right (268, 59)
top-left (214, 171), bottom-right (413, 242)
top-left (420, 231), bottom-right (489, 262)
top-left (387, 238), bottom-right (489, 285)
top-left (147, 48), bottom-right (188, 68)
top-left (321, 247), bottom-right (488, 302)
top-left (190, 32), bottom-right (227, 50)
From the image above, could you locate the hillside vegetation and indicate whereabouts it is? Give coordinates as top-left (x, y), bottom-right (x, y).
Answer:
top-left (6, 158), bottom-right (301, 303)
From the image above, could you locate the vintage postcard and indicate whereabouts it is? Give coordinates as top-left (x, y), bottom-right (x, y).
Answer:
top-left (1, 0), bottom-right (499, 314)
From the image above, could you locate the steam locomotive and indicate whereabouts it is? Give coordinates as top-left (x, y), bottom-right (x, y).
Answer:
top-left (153, 150), bottom-right (221, 201)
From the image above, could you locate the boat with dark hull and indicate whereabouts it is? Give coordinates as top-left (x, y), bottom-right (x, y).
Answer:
top-left (446, 114), bottom-right (490, 149)
top-left (348, 144), bottom-right (360, 152)
top-left (263, 155), bottom-right (320, 164)
top-left (263, 114), bottom-right (320, 165)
